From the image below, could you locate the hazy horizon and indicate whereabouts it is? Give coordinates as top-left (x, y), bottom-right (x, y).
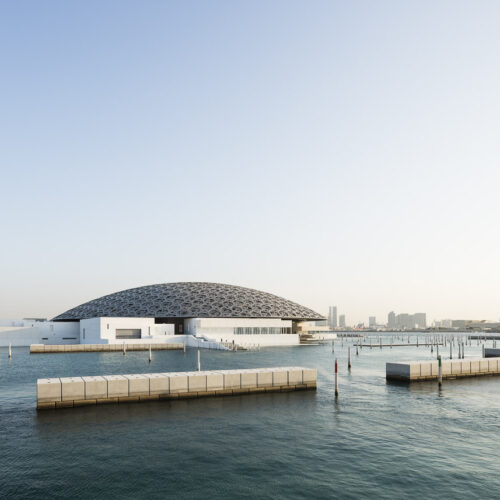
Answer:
top-left (2, 1), bottom-right (500, 323)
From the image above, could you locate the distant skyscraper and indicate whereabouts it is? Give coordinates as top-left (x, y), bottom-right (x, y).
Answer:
top-left (388, 311), bottom-right (396, 329)
top-left (339, 314), bottom-right (346, 328)
top-left (413, 313), bottom-right (427, 329)
top-left (369, 316), bottom-right (376, 327)
top-left (328, 306), bottom-right (337, 328)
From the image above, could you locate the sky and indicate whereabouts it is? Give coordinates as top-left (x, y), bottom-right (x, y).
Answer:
top-left (1, 0), bottom-right (500, 324)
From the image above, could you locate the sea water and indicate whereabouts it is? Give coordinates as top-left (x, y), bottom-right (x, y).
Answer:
top-left (0, 339), bottom-right (499, 499)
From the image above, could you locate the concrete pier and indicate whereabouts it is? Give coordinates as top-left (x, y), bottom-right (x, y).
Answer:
top-left (30, 343), bottom-right (183, 354)
top-left (386, 357), bottom-right (500, 382)
top-left (37, 366), bottom-right (317, 409)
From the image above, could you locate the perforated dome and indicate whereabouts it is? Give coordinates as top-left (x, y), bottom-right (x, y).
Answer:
top-left (52, 282), bottom-right (324, 321)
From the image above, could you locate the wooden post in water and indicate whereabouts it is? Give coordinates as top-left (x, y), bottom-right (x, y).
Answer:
top-left (356, 345), bottom-right (359, 356)
top-left (149, 344), bottom-right (152, 363)
top-left (8, 342), bottom-right (12, 359)
top-left (184, 342), bottom-right (186, 353)
top-left (123, 342), bottom-right (126, 355)
top-left (197, 349), bottom-right (201, 371)
top-left (450, 342), bottom-right (452, 359)
top-left (332, 340), bottom-right (334, 353)
top-left (334, 358), bottom-right (338, 398)
top-left (438, 355), bottom-right (442, 387)
top-left (348, 347), bottom-right (351, 370)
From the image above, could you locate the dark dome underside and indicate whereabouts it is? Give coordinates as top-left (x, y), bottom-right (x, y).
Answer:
top-left (52, 282), bottom-right (324, 322)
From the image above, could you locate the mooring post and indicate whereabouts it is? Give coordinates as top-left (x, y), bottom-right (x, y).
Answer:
top-left (149, 344), bottom-right (152, 363)
top-left (184, 342), bottom-right (186, 353)
top-left (334, 358), bottom-right (338, 398)
top-left (450, 342), bottom-right (452, 359)
top-left (348, 346), bottom-right (351, 370)
top-left (356, 345), bottom-right (359, 356)
top-left (197, 349), bottom-right (201, 371)
top-left (8, 342), bottom-right (12, 359)
top-left (438, 355), bottom-right (442, 387)
top-left (123, 342), bottom-right (126, 355)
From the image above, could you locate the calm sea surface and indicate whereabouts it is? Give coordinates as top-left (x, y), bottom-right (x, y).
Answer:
top-left (1, 338), bottom-right (499, 499)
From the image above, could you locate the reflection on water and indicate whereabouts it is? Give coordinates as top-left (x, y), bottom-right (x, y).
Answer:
top-left (1, 341), bottom-right (499, 499)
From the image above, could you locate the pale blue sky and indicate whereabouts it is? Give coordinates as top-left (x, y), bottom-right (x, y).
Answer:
top-left (1, 1), bottom-right (500, 323)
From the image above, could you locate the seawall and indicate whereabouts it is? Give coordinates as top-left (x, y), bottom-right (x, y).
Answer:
top-left (386, 357), bottom-right (500, 382)
top-left (37, 366), bottom-right (317, 409)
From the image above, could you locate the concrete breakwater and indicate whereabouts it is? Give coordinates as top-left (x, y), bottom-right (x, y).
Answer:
top-left (37, 366), bottom-right (317, 409)
top-left (30, 343), bottom-right (183, 353)
top-left (386, 357), bottom-right (500, 382)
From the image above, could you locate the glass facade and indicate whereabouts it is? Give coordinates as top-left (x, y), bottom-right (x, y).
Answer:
top-left (233, 327), bottom-right (292, 335)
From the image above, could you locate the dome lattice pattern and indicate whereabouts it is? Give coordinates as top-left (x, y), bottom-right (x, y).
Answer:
top-left (52, 282), bottom-right (324, 321)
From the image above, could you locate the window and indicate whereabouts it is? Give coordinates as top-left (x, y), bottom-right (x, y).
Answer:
top-left (116, 329), bottom-right (141, 339)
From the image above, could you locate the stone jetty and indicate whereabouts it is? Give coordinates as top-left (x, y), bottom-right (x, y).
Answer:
top-left (37, 367), bottom-right (317, 409)
top-left (386, 357), bottom-right (500, 382)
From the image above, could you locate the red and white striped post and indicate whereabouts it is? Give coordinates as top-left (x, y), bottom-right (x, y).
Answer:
top-left (335, 358), bottom-right (339, 397)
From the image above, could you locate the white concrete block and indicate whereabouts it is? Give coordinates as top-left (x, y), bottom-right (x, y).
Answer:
top-left (105, 375), bottom-right (129, 398)
top-left (206, 372), bottom-right (224, 391)
top-left (125, 374), bottom-right (150, 396)
top-left (60, 377), bottom-right (85, 401)
top-left (148, 374), bottom-right (170, 395)
top-left (288, 368), bottom-right (303, 385)
top-left (272, 369), bottom-right (288, 386)
top-left (302, 368), bottom-right (317, 384)
top-left (257, 370), bottom-right (273, 387)
top-left (37, 378), bottom-right (61, 403)
top-left (408, 363), bottom-right (421, 378)
top-left (223, 371), bottom-right (241, 389)
top-left (187, 372), bottom-right (207, 392)
top-left (420, 363), bottom-right (431, 377)
top-left (241, 371), bottom-right (257, 388)
top-left (169, 373), bottom-right (188, 393)
top-left (83, 376), bottom-right (107, 399)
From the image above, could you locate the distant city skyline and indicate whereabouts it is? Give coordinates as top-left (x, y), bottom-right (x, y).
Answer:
top-left (1, 1), bottom-right (500, 322)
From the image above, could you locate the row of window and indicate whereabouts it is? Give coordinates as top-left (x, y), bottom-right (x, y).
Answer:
top-left (233, 327), bottom-right (292, 335)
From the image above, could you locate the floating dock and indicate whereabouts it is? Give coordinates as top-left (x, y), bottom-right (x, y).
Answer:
top-left (386, 357), bottom-right (500, 382)
top-left (30, 343), bottom-right (183, 354)
top-left (37, 366), bottom-right (317, 409)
